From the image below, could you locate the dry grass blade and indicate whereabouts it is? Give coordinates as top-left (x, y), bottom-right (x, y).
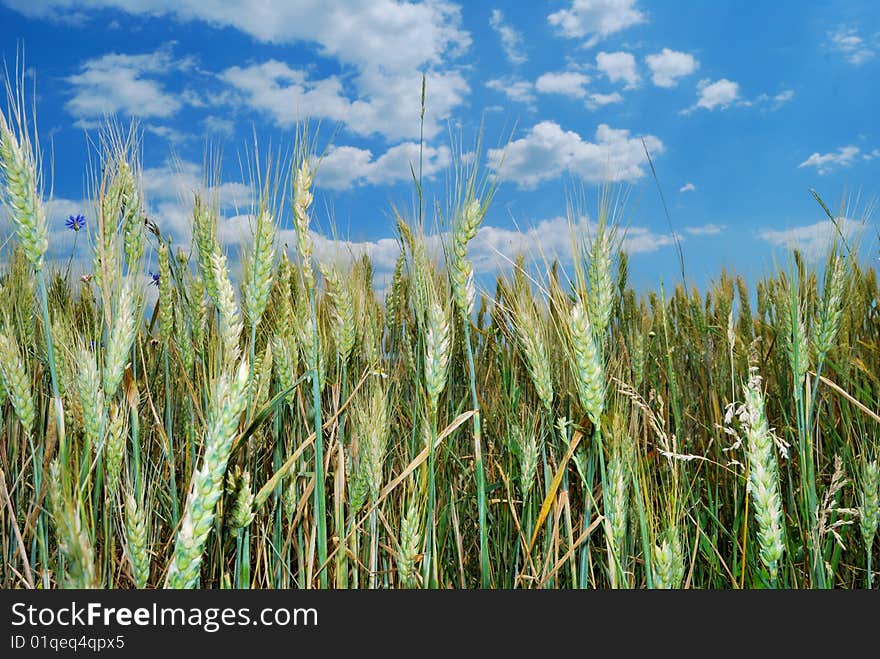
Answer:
top-left (528, 429), bottom-right (583, 553)
top-left (814, 373), bottom-right (880, 424)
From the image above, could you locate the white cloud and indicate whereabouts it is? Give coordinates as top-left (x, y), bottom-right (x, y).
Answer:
top-left (645, 48), bottom-right (698, 87)
top-left (65, 47), bottom-right (190, 126)
top-left (772, 89), bottom-right (795, 105)
top-left (137, 160), bottom-right (253, 242)
top-left (585, 92), bottom-right (623, 109)
top-left (621, 226), bottom-right (678, 254)
top-left (486, 77), bottom-right (536, 104)
top-left (683, 223), bottom-right (724, 236)
top-left (828, 27), bottom-right (875, 65)
top-left (596, 51), bottom-right (639, 88)
top-left (13, 1), bottom-right (472, 141)
top-left (798, 145), bottom-right (861, 175)
top-left (548, 0), bottom-right (646, 46)
top-left (535, 71), bottom-right (591, 98)
top-left (221, 60), bottom-right (468, 141)
top-left (683, 79), bottom-right (791, 115)
top-left (489, 8), bottom-right (527, 65)
top-left (488, 121), bottom-right (663, 189)
top-left (468, 215), bottom-right (677, 271)
top-left (679, 182), bottom-right (696, 193)
top-left (314, 142), bottom-right (451, 190)
top-left (758, 217), bottom-right (864, 260)
top-left (309, 232), bottom-right (403, 274)
top-left (864, 148), bottom-right (880, 161)
top-left (143, 123), bottom-right (189, 145)
top-left (764, 89), bottom-right (795, 109)
top-left (9, 1), bottom-right (470, 73)
top-left (686, 78), bottom-right (740, 112)
top-left (743, 89), bottom-right (795, 111)
top-left (202, 115), bottom-right (235, 138)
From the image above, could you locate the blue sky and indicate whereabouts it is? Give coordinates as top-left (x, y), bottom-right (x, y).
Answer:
top-left (1, 0), bottom-right (878, 291)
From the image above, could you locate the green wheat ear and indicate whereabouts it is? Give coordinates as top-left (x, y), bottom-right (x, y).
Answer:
top-left (859, 459), bottom-right (880, 552)
top-left (396, 492), bottom-right (423, 588)
top-left (212, 250), bottom-right (243, 368)
top-left (652, 526), bottom-right (685, 589)
top-left (743, 371), bottom-right (785, 584)
top-left (165, 360), bottom-right (249, 589)
top-left (103, 402), bottom-right (126, 496)
top-left (125, 492), bottom-right (151, 589)
top-left (423, 296), bottom-right (452, 413)
top-left (226, 467), bottom-right (256, 531)
top-left (103, 277), bottom-right (140, 398)
top-left (508, 292), bottom-right (553, 413)
top-left (320, 260), bottom-right (356, 363)
top-left (449, 199), bottom-right (484, 316)
top-left (0, 109), bottom-right (48, 271)
top-left (0, 328), bottom-right (35, 437)
top-left (49, 460), bottom-right (97, 588)
top-left (74, 343), bottom-right (104, 457)
top-left (243, 207), bottom-right (276, 329)
top-left (569, 300), bottom-right (604, 427)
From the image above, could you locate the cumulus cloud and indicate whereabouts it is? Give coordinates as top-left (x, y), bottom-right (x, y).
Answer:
top-left (467, 215), bottom-right (679, 272)
top-left (8, 1), bottom-right (471, 73)
top-left (13, 0), bottom-right (473, 141)
top-left (684, 78), bottom-right (740, 113)
top-left (486, 77), bottom-right (536, 104)
top-left (548, 0), bottom-right (646, 47)
top-left (65, 46), bottom-right (192, 126)
top-left (679, 182), bottom-right (696, 193)
top-left (535, 71), bottom-right (592, 98)
top-left (596, 51), bottom-right (640, 88)
top-left (585, 92), bottom-right (623, 109)
top-left (314, 142), bottom-right (451, 190)
top-left (758, 217), bottom-right (865, 260)
top-left (221, 60), bottom-right (468, 141)
top-left (489, 8), bottom-right (527, 65)
top-left (488, 121), bottom-right (662, 189)
top-left (645, 48), bottom-right (698, 87)
top-left (798, 145), bottom-right (861, 175)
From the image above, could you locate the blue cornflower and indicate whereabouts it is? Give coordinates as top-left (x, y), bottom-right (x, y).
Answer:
top-left (149, 271), bottom-right (160, 286)
top-left (66, 214), bottom-right (86, 232)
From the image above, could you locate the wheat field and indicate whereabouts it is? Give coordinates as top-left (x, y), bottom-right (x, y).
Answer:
top-left (1, 76), bottom-right (878, 590)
